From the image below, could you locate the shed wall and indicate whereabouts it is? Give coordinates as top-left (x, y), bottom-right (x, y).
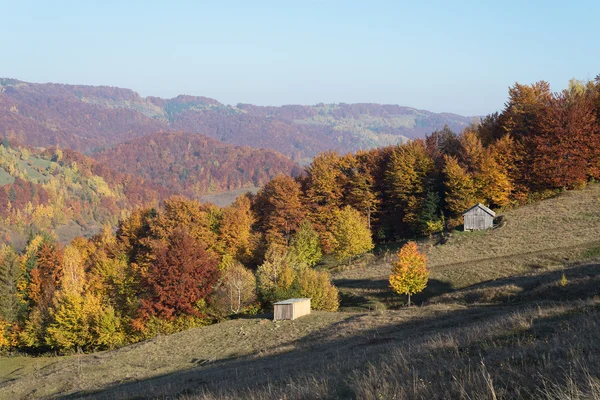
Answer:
top-left (292, 300), bottom-right (311, 319)
top-left (274, 299), bottom-right (311, 320)
top-left (274, 304), bottom-right (293, 320)
top-left (464, 207), bottom-right (494, 230)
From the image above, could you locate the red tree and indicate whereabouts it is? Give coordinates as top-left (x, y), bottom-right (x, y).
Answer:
top-left (28, 243), bottom-right (64, 316)
top-left (138, 228), bottom-right (219, 320)
top-left (531, 89), bottom-right (599, 188)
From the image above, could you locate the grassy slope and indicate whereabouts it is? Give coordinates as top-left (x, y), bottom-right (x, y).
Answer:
top-left (334, 184), bottom-right (600, 309)
top-left (2, 186), bottom-right (600, 399)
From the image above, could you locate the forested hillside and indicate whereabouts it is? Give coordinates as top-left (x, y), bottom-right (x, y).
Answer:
top-left (0, 140), bottom-right (165, 248)
top-left (0, 78), bottom-right (471, 162)
top-left (0, 76), bottom-right (597, 358)
top-left (93, 132), bottom-right (302, 198)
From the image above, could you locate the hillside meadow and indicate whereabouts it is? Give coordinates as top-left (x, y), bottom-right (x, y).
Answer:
top-left (1, 183), bottom-right (600, 399)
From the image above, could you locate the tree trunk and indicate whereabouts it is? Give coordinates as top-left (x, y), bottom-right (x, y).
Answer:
top-left (407, 293), bottom-right (411, 307)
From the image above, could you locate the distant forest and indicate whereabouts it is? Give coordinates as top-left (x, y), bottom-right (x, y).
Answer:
top-left (0, 78), bottom-right (471, 162)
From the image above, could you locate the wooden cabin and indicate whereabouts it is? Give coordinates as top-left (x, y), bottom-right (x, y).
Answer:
top-left (463, 203), bottom-right (496, 231)
top-left (273, 298), bottom-right (311, 321)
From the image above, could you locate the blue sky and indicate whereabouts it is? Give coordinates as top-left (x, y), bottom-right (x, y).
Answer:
top-left (1, 0), bottom-right (598, 115)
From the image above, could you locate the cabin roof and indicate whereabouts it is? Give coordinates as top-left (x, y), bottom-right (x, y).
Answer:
top-left (462, 203), bottom-right (496, 217)
top-left (274, 298), bottom-right (311, 305)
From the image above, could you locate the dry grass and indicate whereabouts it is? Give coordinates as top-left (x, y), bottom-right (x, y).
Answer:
top-left (0, 312), bottom-right (346, 398)
top-left (334, 183), bottom-right (600, 309)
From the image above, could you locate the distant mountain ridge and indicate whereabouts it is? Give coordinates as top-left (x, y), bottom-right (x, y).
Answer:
top-left (0, 78), bottom-right (472, 163)
top-left (93, 131), bottom-right (302, 198)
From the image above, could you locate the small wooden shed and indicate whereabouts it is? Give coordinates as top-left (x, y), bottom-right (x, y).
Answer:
top-left (273, 298), bottom-right (311, 321)
top-left (463, 203), bottom-right (496, 231)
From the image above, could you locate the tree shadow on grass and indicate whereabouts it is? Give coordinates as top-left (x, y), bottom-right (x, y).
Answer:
top-left (335, 277), bottom-right (455, 309)
top-left (52, 262), bottom-right (600, 400)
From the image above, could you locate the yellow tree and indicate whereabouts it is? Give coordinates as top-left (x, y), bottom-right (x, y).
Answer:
top-left (220, 195), bottom-right (256, 263)
top-left (476, 155), bottom-right (513, 208)
top-left (330, 206), bottom-right (374, 264)
top-left (459, 129), bottom-right (485, 171)
top-left (384, 140), bottom-right (435, 235)
top-left (296, 268), bottom-right (339, 311)
top-left (216, 261), bottom-right (257, 315)
top-left (443, 155), bottom-right (480, 225)
top-left (389, 242), bottom-right (428, 306)
top-left (253, 175), bottom-right (306, 247)
top-left (304, 151), bottom-right (349, 252)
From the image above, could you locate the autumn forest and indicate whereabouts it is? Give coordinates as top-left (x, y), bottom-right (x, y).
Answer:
top-left (0, 76), bottom-right (599, 354)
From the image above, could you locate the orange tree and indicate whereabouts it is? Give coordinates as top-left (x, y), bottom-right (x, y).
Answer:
top-left (389, 242), bottom-right (428, 306)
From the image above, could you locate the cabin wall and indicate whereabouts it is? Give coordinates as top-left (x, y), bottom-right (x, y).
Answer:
top-left (464, 207), bottom-right (494, 231)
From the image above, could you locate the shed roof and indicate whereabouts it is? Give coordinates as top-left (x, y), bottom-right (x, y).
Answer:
top-left (462, 203), bottom-right (496, 217)
top-left (274, 298), bottom-right (311, 305)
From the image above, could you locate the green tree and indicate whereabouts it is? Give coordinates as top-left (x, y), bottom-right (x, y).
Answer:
top-left (45, 292), bottom-right (89, 351)
top-left (389, 242), bottom-right (428, 306)
top-left (288, 221), bottom-right (322, 268)
top-left (255, 244), bottom-right (296, 304)
top-left (418, 191), bottom-right (444, 235)
top-left (0, 246), bottom-right (24, 323)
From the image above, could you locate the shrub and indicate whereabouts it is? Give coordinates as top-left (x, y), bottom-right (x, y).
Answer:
top-left (296, 268), bottom-right (339, 311)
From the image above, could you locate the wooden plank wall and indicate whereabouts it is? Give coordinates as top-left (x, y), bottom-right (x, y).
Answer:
top-left (274, 299), bottom-right (311, 320)
top-left (464, 207), bottom-right (493, 230)
top-left (274, 304), bottom-right (293, 320)
top-left (292, 299), bottom-right (311, 319)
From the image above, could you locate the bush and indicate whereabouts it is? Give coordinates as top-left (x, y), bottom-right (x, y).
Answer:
top-left (296, 268), bottom-right (339, 311)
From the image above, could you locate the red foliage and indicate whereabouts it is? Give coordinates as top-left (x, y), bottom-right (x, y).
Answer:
top-left (530, 91), bottom-right (600, 188)
top-left (137, 228), bottom-right (219, 320)
top-left (29, 243), bottom-right (64, 314)
top-left (0, 79), bottom-right (470, 161)
top-left (0, 178), bottom-right (49, 218)
top-left (92, 132), bottom-right (302, 197)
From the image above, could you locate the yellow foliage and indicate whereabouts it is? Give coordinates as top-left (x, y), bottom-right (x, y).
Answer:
top-left (296, 268), bottom-right (339, 311)
top-left (330, 206), bottom-right (374, 263)
top-left (31, 204), bottom-right (55, 229)
top-left (443, 155), bottom-right (480, 224)
top-left (389, 242), bottom-right (428, 306)
top-left (61, 245), bottom-right (85, 295)
top-left (0, 318), bottom-right (10, 350)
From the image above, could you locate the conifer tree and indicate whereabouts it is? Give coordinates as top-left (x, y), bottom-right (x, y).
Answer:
top-left (0, 246), bottom-right (24, 323)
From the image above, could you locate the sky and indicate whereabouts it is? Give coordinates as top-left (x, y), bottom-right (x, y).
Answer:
top-left (1, 0), bottom-right (598, 116)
